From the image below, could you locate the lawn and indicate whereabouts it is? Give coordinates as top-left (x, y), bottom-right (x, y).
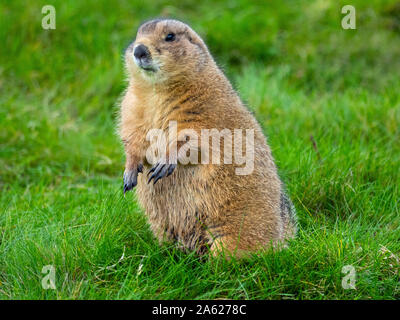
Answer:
top-left (0, 0), bottom-right (399, 299)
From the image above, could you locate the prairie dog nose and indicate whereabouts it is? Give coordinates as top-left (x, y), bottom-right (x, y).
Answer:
top-left (134, 44), bottom-right (150, 60)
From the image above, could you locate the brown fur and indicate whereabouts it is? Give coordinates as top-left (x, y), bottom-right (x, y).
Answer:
top-left (118, 19), bottom-right (297, 258)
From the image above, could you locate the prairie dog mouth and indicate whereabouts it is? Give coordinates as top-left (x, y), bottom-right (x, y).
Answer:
top-left (134, 57), bottom-right (157, 72)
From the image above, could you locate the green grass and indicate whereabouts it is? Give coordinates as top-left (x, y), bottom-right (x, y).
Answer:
top-left (1, 0), bottom-right (399, 299)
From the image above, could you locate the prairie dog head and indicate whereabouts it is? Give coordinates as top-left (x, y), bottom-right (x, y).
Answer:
top-left (125, 19), bottom-right (211, 83)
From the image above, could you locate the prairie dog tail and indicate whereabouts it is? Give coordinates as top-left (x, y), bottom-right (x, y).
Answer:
top-left (280, 190), bottom-right (298, 240)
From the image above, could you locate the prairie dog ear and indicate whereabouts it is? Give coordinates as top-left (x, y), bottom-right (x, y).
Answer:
top-left (183, 25), bottom-right (208, 51)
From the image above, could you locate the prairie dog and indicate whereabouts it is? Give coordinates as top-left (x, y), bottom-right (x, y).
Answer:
top-left (119, 18), bottom-right (297, 258)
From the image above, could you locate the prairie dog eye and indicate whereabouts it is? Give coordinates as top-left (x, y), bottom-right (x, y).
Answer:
top-left (165, 33), bottom-right (176, 42)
